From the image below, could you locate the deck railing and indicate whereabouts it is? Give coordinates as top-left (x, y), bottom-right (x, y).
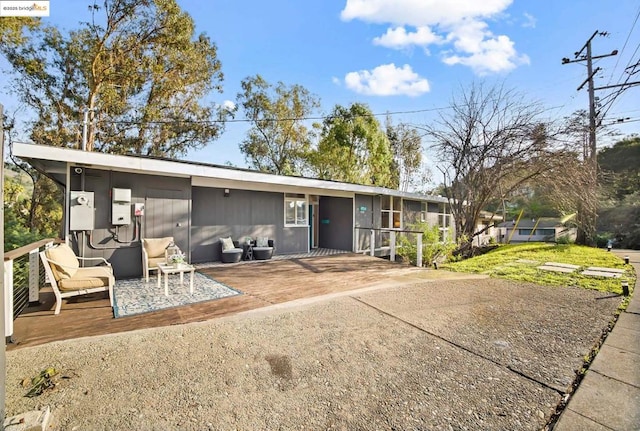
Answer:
top-left (4, 238), bottom-right (58, 341)
top-left (354, 227), bottom-right (423, 267)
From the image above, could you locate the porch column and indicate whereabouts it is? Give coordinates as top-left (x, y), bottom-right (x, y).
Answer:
top-left (390, 231), bottom-right (396, 262)
top-left (370, 229), bottom-right (375, 257)
top-left (416, 235), bottom-right (423, 268)
top-left (4, 258), bottom-right (13, 339)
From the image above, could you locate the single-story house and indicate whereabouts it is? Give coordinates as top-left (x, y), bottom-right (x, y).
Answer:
top-left (13, 142), bottom-right (454, 278)
top-left (497, 218), bottom-right (577, 243)
top-left (473, 211), bottom-right (503, 246)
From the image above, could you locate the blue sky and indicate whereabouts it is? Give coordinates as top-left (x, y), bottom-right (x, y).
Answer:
top-left (3, 0), bottom-right (640, 171)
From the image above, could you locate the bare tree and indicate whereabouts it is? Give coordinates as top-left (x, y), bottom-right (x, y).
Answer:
top-left (423, 82), bottom-right (552, 251)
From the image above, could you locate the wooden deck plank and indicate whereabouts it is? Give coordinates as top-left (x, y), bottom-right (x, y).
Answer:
top-left (8, 254), bottom-right (418, 350)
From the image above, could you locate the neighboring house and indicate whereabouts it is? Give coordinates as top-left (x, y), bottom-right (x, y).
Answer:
top-left (13, 142), bottom-right (454, 278)
top-left (473, 211), bottom-right (503, 246)
top-left (497, 218), bottom-right (577, 243)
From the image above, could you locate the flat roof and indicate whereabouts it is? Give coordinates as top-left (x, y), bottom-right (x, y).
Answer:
top-left (12, 142), bottom-right (448, 203)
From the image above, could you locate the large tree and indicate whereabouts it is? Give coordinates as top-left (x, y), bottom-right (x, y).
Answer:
top-left (236, 75), bottom-right (320, 175)
top-left (424, 83), bottom-right (553, 249)
top-left (311, 103), bottom-right (393, 187)
top-left (385, 117), bottom-right (431, 192)
top-left (1, 0), bottom-right (226, 157)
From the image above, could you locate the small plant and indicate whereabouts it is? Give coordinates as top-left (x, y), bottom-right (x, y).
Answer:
top-left (397, 222), bottom-right (457, 267)
top-left (168, 253), bottom-right (185, 264)
top-left (23, 367), bottom-right (59, 397)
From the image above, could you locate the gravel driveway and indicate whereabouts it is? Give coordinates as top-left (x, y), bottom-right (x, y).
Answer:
top-left (6, 277), bottom-right (621, 430)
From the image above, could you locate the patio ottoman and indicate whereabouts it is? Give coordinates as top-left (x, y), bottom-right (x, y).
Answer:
top-left (221, 248), bottom-right (243, 263)
top-left (253, 247), bottom-right (273, 260)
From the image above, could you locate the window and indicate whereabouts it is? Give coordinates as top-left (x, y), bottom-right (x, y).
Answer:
top-left (381, 195), bottom-right (402, 229)
top-left (285, 193), bottom-right (307, 226)
top-left (518, 228), bottom-right (555, 236)
top-left (420, 202), bottom-right (427, 222)
top-left (438, 203), bottom-right (451, 242)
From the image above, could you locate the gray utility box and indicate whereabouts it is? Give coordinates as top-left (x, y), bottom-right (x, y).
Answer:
top-left (112, 188), bottom-right (132, 225)
top-left (69, 191), bottom-right (95, 231)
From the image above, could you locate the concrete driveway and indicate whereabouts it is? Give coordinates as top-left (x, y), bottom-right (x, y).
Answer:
top-left (5, 272), bottom-right (622, 430)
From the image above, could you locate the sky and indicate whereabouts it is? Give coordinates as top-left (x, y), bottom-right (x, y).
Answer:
top-left (2, 0), bottom-right (640, 172)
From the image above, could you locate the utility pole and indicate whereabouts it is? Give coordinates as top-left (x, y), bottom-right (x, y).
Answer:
top-left (562, 31), bottom-right (618, 163)
top-left (562, 30), bottom-right (617, 245)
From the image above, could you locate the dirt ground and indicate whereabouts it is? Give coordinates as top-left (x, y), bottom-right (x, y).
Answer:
top-left (5, 259), bottom-right (622, 431)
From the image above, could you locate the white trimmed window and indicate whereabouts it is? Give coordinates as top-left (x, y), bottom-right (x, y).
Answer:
top-left (285, 193), bottom-right (307, 227)
top-left (381, 195), bottom-right (402, 229)
top-left (438, 203), bottom-right (451, 241)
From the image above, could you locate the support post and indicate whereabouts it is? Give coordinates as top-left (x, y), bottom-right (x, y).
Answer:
top-left (29, 248), bottom-right (40, 304)
top-left (4, 261), bottom-right (14, 340)
top-left (390, 231), bottom-right (396, 262)
top-left (416, 234), bottom-right (423, 268)
top-left (370, 230), bottom-right (375, 257)
top-left (1, 101), bottom-right (7, 421)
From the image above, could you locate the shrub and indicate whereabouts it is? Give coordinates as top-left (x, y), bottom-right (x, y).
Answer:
top-left (397, 222), bottom-right (457, 267)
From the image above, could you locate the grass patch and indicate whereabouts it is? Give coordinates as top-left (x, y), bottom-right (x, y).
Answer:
top-left (442, 242), bottom-right (636, 294)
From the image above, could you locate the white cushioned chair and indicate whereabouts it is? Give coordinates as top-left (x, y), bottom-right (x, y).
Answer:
top-left (40, 243), bottom-right (114, 315)
top-left (142, 237), bottom-right (174, 281)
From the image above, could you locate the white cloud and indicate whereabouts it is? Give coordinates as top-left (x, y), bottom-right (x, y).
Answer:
top-left (373, 26), bottom-right (443, 49)
top-left (343, 63), bottom-right (430, 97)
top-left (442, 20), bottom-right (530, 75)
top-left (522, 12), bottom-right (536, 28)
top-left (341, 0), bottom-right (527, 76)
top-left (341, 0), bottom-right (513, 27)
top-left (221, 100), bottom-right (236, 112)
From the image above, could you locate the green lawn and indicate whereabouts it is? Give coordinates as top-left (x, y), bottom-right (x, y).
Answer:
top-left (441, 243), bottom-right (636, 294)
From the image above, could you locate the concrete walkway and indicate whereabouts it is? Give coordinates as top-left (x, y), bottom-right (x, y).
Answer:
top-left (554, 249), bottom-right (640, 430)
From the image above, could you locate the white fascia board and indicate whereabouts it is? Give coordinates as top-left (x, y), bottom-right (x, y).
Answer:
top-left (13, 142), bottom-right (447, 202)
top-left (191, 177), bottom-right (354, 198)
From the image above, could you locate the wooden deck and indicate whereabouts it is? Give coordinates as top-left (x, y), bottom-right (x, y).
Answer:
top-left (8, 253), bottom-right (419, 350)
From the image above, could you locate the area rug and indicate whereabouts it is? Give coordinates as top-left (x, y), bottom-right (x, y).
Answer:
top-left (112, 272), bottom-right (242, 318)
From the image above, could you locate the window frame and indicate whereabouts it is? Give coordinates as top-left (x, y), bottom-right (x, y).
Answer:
top-left (284, 193), bottom-right (308, 227)
top-left (381, 195), bottom-right (403, 230)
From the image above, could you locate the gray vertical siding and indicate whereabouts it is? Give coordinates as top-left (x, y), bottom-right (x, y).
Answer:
top-left (191, 186), bottom-right (308, 263)
top-left (68, 167), bottom-right (191, 278)
top-left (318, 196), bottom-right (353, 251)
top-left (355, 194), bottom-right (375, 251)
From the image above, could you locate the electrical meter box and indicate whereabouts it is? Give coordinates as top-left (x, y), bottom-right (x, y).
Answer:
top-left (134, 203), bottom-right (145, 216)
top-left (70, 191), bottom-right (95, 231)
top-left (112, 188), bottom-right (132, 225)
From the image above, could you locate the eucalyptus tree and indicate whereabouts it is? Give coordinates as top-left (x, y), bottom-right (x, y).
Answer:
top-left (423, 83), bottom-right (552, 249)
top-left (1, 0), bottom-right (226, 157)
top-left (0, 16), bottom-right (40, 45)
top-left (385, 117), bottom-right (429, 192)
top-left (236, 75), bottom-right (320, 175)
top-left (311, 103), bottom-right (393, 187)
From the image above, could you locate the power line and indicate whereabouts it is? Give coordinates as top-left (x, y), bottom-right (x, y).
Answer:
top-left (98, 105), bottom-right (453, 125)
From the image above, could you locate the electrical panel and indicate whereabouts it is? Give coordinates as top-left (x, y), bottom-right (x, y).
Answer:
top-left (69, 191), bottom-right (95, 231)
top-left (112, 188), bottom-right (132, 225)
top-left (134, 203), bottom-right (145, 217)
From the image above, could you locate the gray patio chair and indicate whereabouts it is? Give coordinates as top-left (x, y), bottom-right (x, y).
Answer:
top-left (220, 237), bottom-right (243, 263)
top-left (253, 237), bottom-right (275, 260)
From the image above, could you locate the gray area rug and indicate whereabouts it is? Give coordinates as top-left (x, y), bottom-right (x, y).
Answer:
top-left (113, 272), bottom-right (241, 318)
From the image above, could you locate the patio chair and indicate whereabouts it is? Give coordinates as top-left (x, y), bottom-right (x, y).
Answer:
top-left (40, 243), bottom-right (114, 315)
top-left (142, 237), bottom-right (175, 281)
top-left (220, 237), bottom-right (243, 263)
top-left (253, 237), bottom-right (275, 260)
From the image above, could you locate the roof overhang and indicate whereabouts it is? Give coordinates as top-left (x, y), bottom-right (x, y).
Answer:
top-left (12, 142), bottom-right (448, 202)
